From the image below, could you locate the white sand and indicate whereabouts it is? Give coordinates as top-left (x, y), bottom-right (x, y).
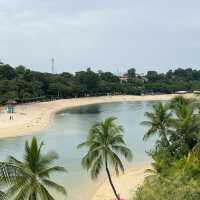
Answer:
top-left (91, 164), bottom-right (151, 200)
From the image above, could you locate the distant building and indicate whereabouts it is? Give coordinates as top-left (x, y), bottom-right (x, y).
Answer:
top-left (119, 74), bottom-right (128, 83)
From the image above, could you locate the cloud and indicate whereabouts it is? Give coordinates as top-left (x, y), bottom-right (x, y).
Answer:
top-left (0, 0), bottom-right (200, 73)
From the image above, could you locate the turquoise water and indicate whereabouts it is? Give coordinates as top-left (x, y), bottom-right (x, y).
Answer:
top-left (0, 101), bottom-right (157, 199)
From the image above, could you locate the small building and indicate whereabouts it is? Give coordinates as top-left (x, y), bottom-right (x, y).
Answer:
top-left (5, 100), bottom-right (17, 113)
top-left (119, 74), bottom-right (128, 83)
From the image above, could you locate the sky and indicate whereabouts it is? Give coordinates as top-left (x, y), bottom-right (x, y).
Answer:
top-left (0, 0), bottom-right (200, 74)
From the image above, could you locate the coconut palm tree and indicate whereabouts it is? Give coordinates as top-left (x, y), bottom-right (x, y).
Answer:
top-left (6, 137), bottom-right (67, 200)
top-left (170, 104), bottom-right (200, 157)
top-left (0, 161), bottom-right (23, 200)
top-left (141, 102), bottom-right (172, 148)
top-left (0, 161), bottom-right (45, 200)
top-left (170, 96), bottom-right (190, 107)
top-left (169, 96), bottom-right (195, 114)
top-left (78, 117), bottom-right (133, 200)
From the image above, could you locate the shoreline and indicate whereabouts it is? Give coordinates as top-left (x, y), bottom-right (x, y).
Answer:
top-left (0, 94), bottom-right (195, 139)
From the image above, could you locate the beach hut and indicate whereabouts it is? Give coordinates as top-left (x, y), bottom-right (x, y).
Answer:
top-left (5, 100), bottom-right (17, 113)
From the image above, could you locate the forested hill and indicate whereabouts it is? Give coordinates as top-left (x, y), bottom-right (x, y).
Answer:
top-left (1, 63), bottom-right (200, 104)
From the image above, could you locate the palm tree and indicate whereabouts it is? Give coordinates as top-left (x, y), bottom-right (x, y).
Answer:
top-left (170, 104), bottom-right (200, 157)
top-left (169, 96), bottom-right (195, 114)
top-left (141, 102), bottom-right (172, 148)
top-left (170, 96), bottom-right (190, 107)
top-left (6, 137), bottom-right (67, 200)
top-left (0, 161), bottom-right (23, 200)
top-left (78, 117), bottom-right (133, 200)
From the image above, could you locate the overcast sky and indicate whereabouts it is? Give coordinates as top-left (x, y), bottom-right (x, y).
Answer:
top-left (1, 0), bottom-right (200, 74)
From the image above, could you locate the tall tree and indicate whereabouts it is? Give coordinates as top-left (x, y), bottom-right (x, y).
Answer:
top-left (78, 117), bottom-right (133, 200)
top-left (128, 68), bottom-right (136, 80)
top-left (170, 104), bottom-right (200, 157)
top-left (141, 102), bottom-right (172, 148)
top-left (6, 137), bottom-right (67, 200)
top-left (0, 64), bottom-right (16, 80)
top-left (146, 71), bottom-right (158, 82)
top-left (169, 96), bottom-right (193, 111)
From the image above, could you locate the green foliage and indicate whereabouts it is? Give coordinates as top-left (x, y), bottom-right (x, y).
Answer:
top-left (141, 102), bottom-right (172, 144)
top-left (134, 97), bottom-right (200, 200)
top-left (78, 117), bottom-right (133, 179)
top-left (2, 62), bottom-right (200, 104)
top-left (0, 64), bottom-right (143, 103)
top-left (78, 117), bottom-right (133, 199)
top-left (133, 175), bottom-right (200, 200)
top-left (4, 137), bottom-right (67, 200)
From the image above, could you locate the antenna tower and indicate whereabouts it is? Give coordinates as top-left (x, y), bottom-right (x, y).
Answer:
top-left (51, 58), bottom-right (55, 74)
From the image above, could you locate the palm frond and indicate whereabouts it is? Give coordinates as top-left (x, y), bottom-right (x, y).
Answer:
top-left (90, 155), bottom-right (103, 179)
top-left (42, 179), bottom-right (67, 195)
top-left (6, 137), bottom-right (67, 199)
top-left (39, 166), bottom-right (67, 178)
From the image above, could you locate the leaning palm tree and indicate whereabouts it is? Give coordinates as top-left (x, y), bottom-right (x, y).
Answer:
top-left (78, 117), bottom-right (133, 200)
top-left (6, 137), bottom-right (67, 200)
top-left (141, 102), bottom-right (172, 148)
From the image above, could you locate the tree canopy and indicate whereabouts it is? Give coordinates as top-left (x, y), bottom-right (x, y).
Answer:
top-left (134, 96), bottom-right (200, 200)
top-left (1, 63), bottom-right (200, 104)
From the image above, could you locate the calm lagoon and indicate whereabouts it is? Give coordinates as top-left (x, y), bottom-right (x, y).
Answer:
top-left (0, 101), bottom-right (158, 199)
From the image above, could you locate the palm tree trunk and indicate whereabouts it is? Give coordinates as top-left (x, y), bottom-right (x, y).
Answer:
top-left (160, 129), bottom-right (171, 147)
top-left (160, 130), bottom-right (174, 155)
top-left (163, 133), bottom-right (170, 147)
top-left (105, 159), bottom-right (120, 200)
top-left (32, 192), bottom-right (37, 200)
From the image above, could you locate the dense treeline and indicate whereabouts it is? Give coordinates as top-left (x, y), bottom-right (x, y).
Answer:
top-left (1, 62), bottom-right (200, 104)
top-left (134, 96), bottom-right (200, 200)
top-left (0, 64), bottom-right (140, 104)
top-left (145, 69), bottom-right (200, 93)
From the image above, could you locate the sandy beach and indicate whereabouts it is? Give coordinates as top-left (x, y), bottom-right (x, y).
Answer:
top-left (91, 163), bottom-right (151, 200)
top-left (0, 94), bottom-right (195, 200)
top-left (0, 94), bottom-right (195, 139)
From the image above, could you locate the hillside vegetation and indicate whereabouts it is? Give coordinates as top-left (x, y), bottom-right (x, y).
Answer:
top-left (1, 63), bottom-right (200, 103)
top-left (133, 96), bottom-right (200, 200)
